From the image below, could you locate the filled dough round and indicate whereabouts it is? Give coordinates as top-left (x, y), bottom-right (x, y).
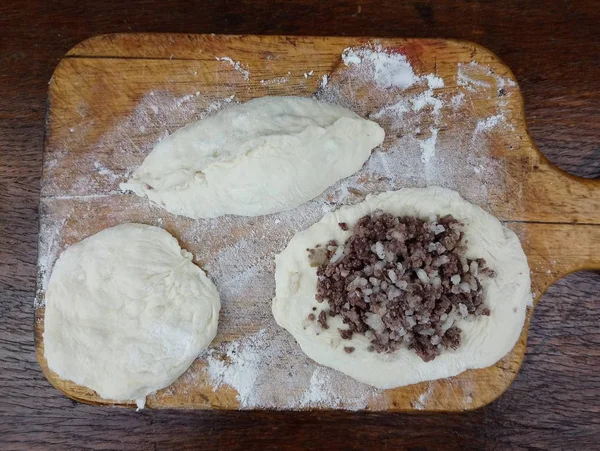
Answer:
top-left (43, 223), bottom-right (220, 408)
top-left (272, 187), bottom-right (531, 389)
top-left (121, 96), bottom-right (385, 218)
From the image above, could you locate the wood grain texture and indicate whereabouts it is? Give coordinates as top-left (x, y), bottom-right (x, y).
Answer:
top-left (1, 0), bottom-right (598, 449)
top-left (33, 34), bottom-right (600, 412)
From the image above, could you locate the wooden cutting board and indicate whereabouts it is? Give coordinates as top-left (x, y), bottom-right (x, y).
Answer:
top-left (35, 33), bottom-right (600, 411)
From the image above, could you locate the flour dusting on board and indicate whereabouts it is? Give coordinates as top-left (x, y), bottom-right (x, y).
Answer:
top-left (93, 161), bottom-right (119, 182)
top-left (412, 383), bottom-right (434, 410)
top-left (37, 41), bottom-right (520, 410)
top-left (215, 56), bottom-right (250, 80)
top-left (314, 43), bottom-right (515, 207)
top-left (342, 46), bottom-right (418, 89)
top-left (260, 77), bottom-right (288, 86)
top-left (458, 61), bottom-right (516, 94)
top-left (203, 328), bottom-right (382, 409)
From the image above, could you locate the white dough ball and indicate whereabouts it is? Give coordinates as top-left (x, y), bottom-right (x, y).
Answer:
top-left (43, 223), bottom-right (220, 408)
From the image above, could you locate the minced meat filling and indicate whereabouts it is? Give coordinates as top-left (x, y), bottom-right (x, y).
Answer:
top-left (307, 211), bottom-right (495, 362)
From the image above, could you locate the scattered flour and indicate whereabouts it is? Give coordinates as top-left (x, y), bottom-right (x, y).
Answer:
top-left (204, 329), bottom-right (382, 409)
top-left (215, 56), bottom-right (250, 80)
top-left (450, 92), bottom-right (465, 109)
top-left (424, 73), bottom-right (444, 89)
top-left (457, 62), bottom-right (492, 91)
top-left (458, 61), bottom-right (516, 96)
top-left (342, 45), bottom-right (417, 89)
top-left (411, 88), bottom-right (444, 116)
top-left (341, 48), bottom-right (362, 66)
top-left (93, 161), bottom-right (119, 182)
top-left (300, 367), bottom-right (334, 406)
top-left (298, 366), bottom-right (381, 409)
top-left (175, 91), bottom-right (203, 107)
top-left (335, 44), bottom-right (450, 173)
top-left (474, 114), bottom-right (505, 134)
top-left (412, 383), bottom-right (434, 410)
top-left (259, 77), bottom-right (288, 86)
top-left (419, 127), bottom-right (438, 164)
top-left (371, 100), bottom-right (409, 120)
top-left (472, 113), bottom-right (515, 143)
top-left (320, 74), bottom-right (328, 88)
top-left (205, 330), bottom-right (268, 406)
top-left (318, 43), bottom-right (517, 204)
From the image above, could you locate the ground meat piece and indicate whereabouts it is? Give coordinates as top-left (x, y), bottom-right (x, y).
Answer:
top-left (344, 347), bottom-right (355, 353)
top-left (339, 328), bottom-right (354, 340)
top-left (317, 310), bottom-right (329, 329)
top-left (442, 326), bottom-right (461, 350)
top-left (307, 212), bottom-right (494, 362)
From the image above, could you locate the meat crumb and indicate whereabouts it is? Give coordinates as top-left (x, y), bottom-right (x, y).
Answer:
top-left (317, 310), bottom-right (329, 329)
top-left (308, 212), bottom-right (495, 361)
top-left (339, 328), bottom-right (353, 340)
top-left (344, 347), bottom-right (355, 354)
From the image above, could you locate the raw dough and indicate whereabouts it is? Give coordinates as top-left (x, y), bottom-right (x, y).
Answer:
top-left (272, 187), bottom-right (531, 389)
top-left (43, 223), bottom-right (220, 408)
top-left (121, 96), bottom-right (385, 218)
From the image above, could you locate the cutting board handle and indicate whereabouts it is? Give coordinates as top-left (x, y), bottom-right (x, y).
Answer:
top-left (517, 139), bottom-right (600, 226)
top-left (519, 220), bottom-right (600, 302)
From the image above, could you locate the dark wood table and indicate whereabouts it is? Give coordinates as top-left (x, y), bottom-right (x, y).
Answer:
top-left (1, 1), bottom-right (598, 449)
